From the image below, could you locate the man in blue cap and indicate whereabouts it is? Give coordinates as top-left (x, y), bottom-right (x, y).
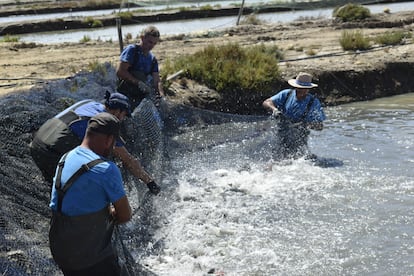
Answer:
top-left (49, 112), bottom-right (132, 275)
top-left (30, 91), bottom-right (160, 195)
top-left (262, 72), bottom-right (326, 159)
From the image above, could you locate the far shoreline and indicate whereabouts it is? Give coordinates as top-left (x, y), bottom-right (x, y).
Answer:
top-left (1, 6), bottom-right (414, 113)
top-left (1, 0), bottom-right (413, 36)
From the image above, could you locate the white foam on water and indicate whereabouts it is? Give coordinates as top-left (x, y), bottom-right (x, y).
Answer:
top-left (142, 153), bottom-right (351, 275)
top-left (140, 95), bottom-right (414, 275)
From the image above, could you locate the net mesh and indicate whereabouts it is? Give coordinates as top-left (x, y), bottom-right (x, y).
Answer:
top-left (0, 65), bottom-right (167, 275)
top-left (0, 65), bottom-right (271, 275)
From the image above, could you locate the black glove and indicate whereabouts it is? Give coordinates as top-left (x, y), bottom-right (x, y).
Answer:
top-left (147, 181), bottom-right (161, 195)
top-left (154, 94), bottom-right (162, 107)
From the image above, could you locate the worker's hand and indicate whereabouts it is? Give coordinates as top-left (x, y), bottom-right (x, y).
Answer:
top-left (291, 121), bottom-right (307, 128)
top-left (137, 81), bottom-right (153, 95)
top-left (108, 205), bottom-right (117, 222)
top-left (154, 94), bottom-right (162, 107)
top-left (147, 181), bottom-right (161, 195)
top-left (272, 109), bottom-right (281, 119)
top-left (298, 121), bottom-right (309, 131)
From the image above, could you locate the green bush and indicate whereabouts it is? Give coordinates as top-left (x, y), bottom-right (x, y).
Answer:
top-left (239, 14), bottom-right (266, 25)
top-left (0, 34), bottom-right (20, 42)
top-left (79, 35), bottom-right (91, 43)
top-left (118, 11), bottom-right (133, 20)
top-left (374, 31), bottom-right (411, 46)
top-left (333, 3), bottom-right (371, 22)
top-left (88, 60), bottom-right (107, 76)
top-left (163, 43), bottom-right (281, 93)
top-left (200, 4), bottom-right (213, 11)
top-left (91, 19), bottom-right (103, 28)
top-left (83, 16), bottom-right (94, 24)
top-left (122, 33), bottom-right (133, 44)
top-left (339, 30), bottom-right (370, 51)
top-left (83, 16), bottom-right (103, 27)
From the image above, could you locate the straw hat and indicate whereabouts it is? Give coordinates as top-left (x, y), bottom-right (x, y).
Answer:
top-left (287, 72), bottom-right (318, 89)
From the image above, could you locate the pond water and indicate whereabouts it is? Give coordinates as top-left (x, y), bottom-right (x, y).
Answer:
top-left (142, 92), bottom-right (414, 275)
top-left (0, 64), bottom-right (412, 275)
top-left (0, 0), bottom-right (281, 24)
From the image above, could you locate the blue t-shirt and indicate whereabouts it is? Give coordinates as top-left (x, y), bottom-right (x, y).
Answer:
top-left (119, 44), bottom-right (159, 76)
top-left (271, 89), bottom-right (326, 123)
top-left (49, 146), bottom-right (126, 216)
top-left (55, 100), bottom-right (124, 147)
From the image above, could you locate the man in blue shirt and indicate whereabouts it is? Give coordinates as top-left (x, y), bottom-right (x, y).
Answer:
top-left (49, 112), bottom-right (132, 275)
top-left (262, 72), bottom-right (326, 159)
top-left (30, 91), bottom-right (160, 194)
top-left (116, 25), bottom-right (165, 109)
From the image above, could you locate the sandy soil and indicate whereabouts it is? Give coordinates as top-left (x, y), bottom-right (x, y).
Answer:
top-left (1, 10), bottom-right (414, 98)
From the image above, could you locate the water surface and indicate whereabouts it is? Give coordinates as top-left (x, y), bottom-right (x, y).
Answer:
top-left (141, 93), bottom-right (414, 275)
top-left (11, 1), bottom-right (414, 44)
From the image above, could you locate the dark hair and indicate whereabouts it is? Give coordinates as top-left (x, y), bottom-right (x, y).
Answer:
top-left (104, 91), bottom-right (131, 116)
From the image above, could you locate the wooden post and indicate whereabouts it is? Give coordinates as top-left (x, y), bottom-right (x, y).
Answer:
top-left (116, 18), bottom-right (123, 54)
top-left (236, 0), bottom-right (245, 26)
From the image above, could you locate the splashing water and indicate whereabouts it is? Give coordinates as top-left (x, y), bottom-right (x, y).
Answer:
top-left (0, 65), bottom-right (412, 276)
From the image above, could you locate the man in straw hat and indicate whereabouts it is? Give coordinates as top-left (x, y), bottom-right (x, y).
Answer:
top-left (262, 72), bottom-right (326, 159)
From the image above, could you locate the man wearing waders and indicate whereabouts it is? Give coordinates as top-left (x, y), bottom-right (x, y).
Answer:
top-left (30, 91), bottom-right (160, 194)
top-left (262, 72), bottom-right (326, 159)
top-left (116, 25), bottom-right (164, 110)
top-left (49, 112), bottom-right (132, 276)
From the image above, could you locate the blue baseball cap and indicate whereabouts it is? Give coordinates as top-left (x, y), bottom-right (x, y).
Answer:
top-left (104, 91), bottom-right (131, 117)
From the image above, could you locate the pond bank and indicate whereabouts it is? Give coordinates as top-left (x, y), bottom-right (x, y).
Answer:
top-left (1, 10), bottom-right (414, 114)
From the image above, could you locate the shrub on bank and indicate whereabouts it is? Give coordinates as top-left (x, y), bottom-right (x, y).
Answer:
top-left (79, 35), bottom-right (91, 43)
top-left (163, 43), bottom-right (282, 95)
top-left (118, 11), bottom-right (133, 20)
top-left (333, 3), bottom-right (371, 22)
top-left (339, 29), bottom-right (412, 50)
top-left (83, 17), bottom-right (103, 28)
top-left (374, 31), bottom-right (412, 46)
top-left (339, 30), bottom-right (370, 51)
top-left (0, 34), bottom-right (20, 42)
top-left (239, 14), bottom-right (267, 25)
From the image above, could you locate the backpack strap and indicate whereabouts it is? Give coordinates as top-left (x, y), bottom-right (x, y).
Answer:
top-left (301, 95), bottom-right (315, 121)
top-left (282, 89), bottom-right (293, 109)
top-left (133, 44), bottom-right (157, 74)
top-left (55, 154), bottom-right (105, 213)
top-left (132, 44), bottom-right (140, 68)
top-left (56, 100), bottom-right (94, 126)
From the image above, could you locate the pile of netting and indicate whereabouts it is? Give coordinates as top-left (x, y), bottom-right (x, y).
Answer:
top-left (0, 64), bottom-right (166, 275)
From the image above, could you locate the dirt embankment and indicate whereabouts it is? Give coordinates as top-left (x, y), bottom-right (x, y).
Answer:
top-left (1, 9), bottom-right (414, 114)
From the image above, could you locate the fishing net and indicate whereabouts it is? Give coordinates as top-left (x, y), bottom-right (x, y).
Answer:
top-left (113, 98), bottom-right (165, 276)
top-left (0, 65), bottom-right (167, 276)
top-left (0, 65), bottom-right (276, 275)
